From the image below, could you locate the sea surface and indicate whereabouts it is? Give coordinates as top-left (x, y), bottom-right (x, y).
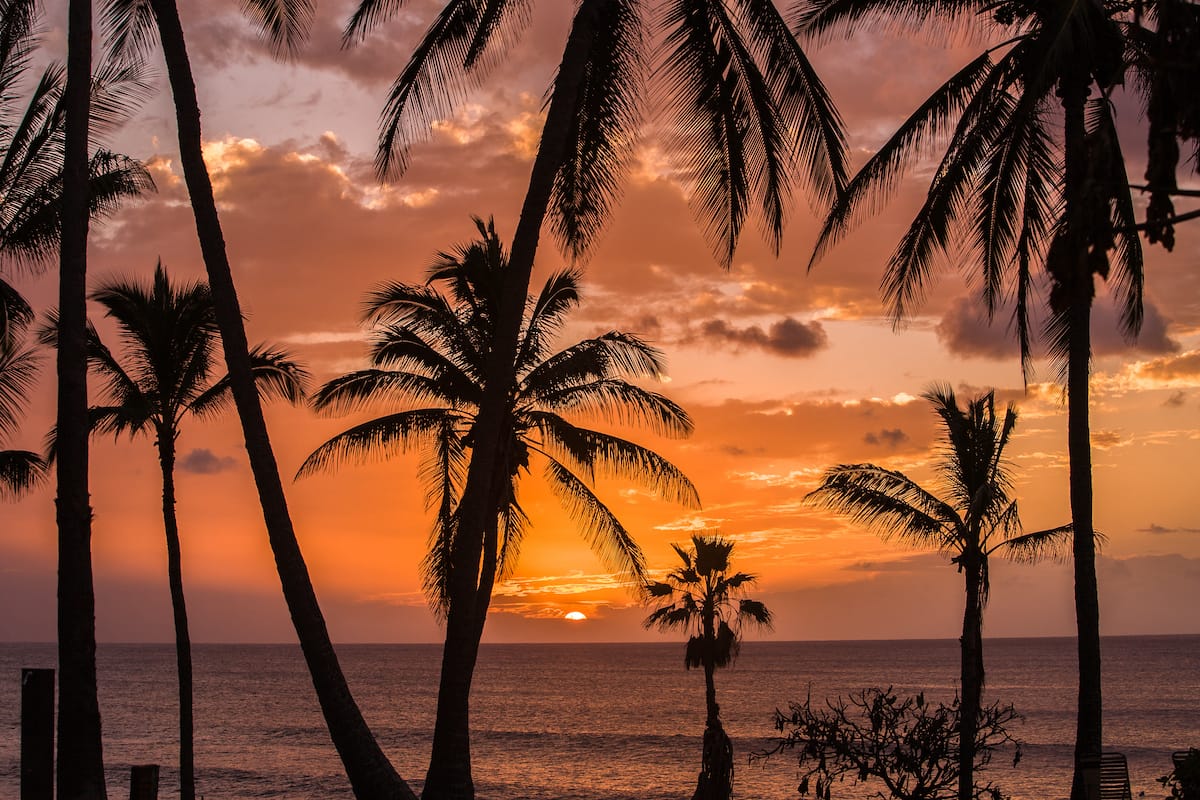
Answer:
top-left (1, 636), bottom-right (1197, 800)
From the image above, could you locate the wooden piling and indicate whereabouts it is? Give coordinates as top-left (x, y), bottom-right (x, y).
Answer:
top-left (20, 668), bottom-right (54, 800)
top-left (129, 764), bottom-right (159, 800)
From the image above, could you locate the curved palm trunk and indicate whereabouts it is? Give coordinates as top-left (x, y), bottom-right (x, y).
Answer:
top-left (147, 4), bottom-right (414, 798)
top-left (1060, 79), bottom-right (1102, 800)
top-left (57, 2), bottom-right (107, 797)
top-left (421, 7), bottom-right (604, 799)
top-left (157, 435), bottom-right (195, 800)
top-left (959, 557), bottom-right (985, 800)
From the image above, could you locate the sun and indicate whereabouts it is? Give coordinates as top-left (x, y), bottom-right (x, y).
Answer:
top-left (563, 611), bottom-right (587, 622)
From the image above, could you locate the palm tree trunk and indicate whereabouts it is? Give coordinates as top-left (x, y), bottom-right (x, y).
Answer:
top-left (147, 4), bottom-right (414, 798)
top-left (421, 8), bottom-right (605, 800)
top-left (1060, 76), bottom-right (1102, 800)
top-left (959, 558), bottom-right (985, 800)
top-left (157, 435), bottom-right (195, 800)
top-left (57, 2), bottom-right (106, 797)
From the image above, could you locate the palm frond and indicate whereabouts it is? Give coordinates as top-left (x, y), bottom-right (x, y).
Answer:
top-left (532, 412), bottom-right (700, 507)
top-left (0, 446), bottom-right (46, 498)
top-left (310, 368), bottom-right (467, 415)
top-left (737, 0), bottom-right (848, 205)
top-left (100, 0), bottom-right (157, 63)
top-left (807, 48), bottom-right (996, 271)
top-left (241, 0), bottom-right (315, 58)
top-left (529, 379), bottom-right (693, 438)
top-left (804, 464), bottom-right (961, 551)
top-left (0, 337), bottom-right (39, 436)
top-left (296, 407), bottom-right (460, 478)
top-left (998, 523), bottom-right (1073, 563)
top-left (191, 343), bottom-right (309, 417)
top-left (549, 0), bottom-right (644, 260)
top-left (366, 0), bottom-right (531, 180)
top-left (543, 458), bottom-right (646, 582)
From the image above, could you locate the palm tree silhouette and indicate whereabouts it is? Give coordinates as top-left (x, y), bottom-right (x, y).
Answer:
top-left (0, 285), bottom-right (46, 498)
top-left (805, 387), bottom-right (1071, 800)
top-left (796, 4), bottom-right (1146, 794)
top-left (345, 6), bottom-right (846, 794)
top-left (644, 533), bottom-right (772, 800)
top-left (78, 262), bottom-right (307, 800)
top-left (98, 4), bottom-right (415, 797)
top-left (0, 0), bottom-right (155, 790)
top-left (300, 214), bottom-right (698, 682)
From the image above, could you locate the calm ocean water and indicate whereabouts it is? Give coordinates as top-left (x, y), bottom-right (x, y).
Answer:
top-left (1, 636), bottom-right (1196, 800)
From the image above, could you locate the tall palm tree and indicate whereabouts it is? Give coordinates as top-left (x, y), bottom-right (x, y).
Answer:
top-left (643, 533), bottom-right (772, 800)
top-left (0, 283), bottom-right (46, 498)
top-left (79, 263), bottom-right (307, 800)
top-left (299, 216), bottom-right (699, 768)
top-left (804, 387), bottom-right (1071, 800)
top-left (0, 2), bottom-right (152, 791)
top-left (795, 4), bottom-right (1141, 795)
top-left (98, 5), bottom-right (416, 798)
top-left (346, 5), bottom-right (845, 795)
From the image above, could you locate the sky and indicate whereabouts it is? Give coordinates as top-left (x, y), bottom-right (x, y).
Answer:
top-left (2, 1), bottom-right (1198, 644)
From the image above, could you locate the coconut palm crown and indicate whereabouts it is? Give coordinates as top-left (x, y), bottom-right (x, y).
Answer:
top-left (299, 217), bottom-right (700, 612)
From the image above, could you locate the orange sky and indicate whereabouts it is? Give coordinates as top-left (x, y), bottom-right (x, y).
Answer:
top-left (2, 1), bottom-right (1198, 643)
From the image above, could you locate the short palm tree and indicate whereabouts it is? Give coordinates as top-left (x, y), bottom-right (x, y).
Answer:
top-left (0, 283), bottom-right (45, 498)
top-left (300, 215), bottom-right (698, 682)
top-left (804, 386), bottom-right (1070, 800)
top-left (345, 7), bottom-right (845, 794)
top-left (796, 4), bottom-right (1149, 794)
top-left (644, 533), bottom-right (772, 800)
top-left (82, 263), bottom-right (307, 800)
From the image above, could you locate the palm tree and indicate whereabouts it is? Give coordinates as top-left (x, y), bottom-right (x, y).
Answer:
top-left (804, 387), bottom-right (1071, 800)
top-left (79, 263), bottom-right (307, 800)
top-left (643, 533), bottom-right (772, 800)
top-left (98, 5), bottom-right (415, 797)
top-left (0, 2), bottom-right (152, 790)
top-left (795, 4), bottom-right (1142, 795)
top-left (346, 5), bottom-right (846, 795)
top-left (299, 216), bottom-right (699, 764)
top-left (0, 283), bottom-right (46, 498)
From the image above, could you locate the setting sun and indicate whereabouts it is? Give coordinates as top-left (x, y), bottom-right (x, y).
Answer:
top-left (564, 612), bottom-right (588, 622)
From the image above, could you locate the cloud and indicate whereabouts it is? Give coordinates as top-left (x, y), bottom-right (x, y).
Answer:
top-left (1090, 430), bottom-right (1125, 450)
top-left (936, 294), bottom-right (1180, 361)
top-left (1164, 390), bottom-right (1188, 407)
top-left (863, 428), bottom-right (909, 449)
top-left (179, 448), bottom-right (238, 475)
top-left (1137, 523), bottom-right (1200, 535)
top-left (695, 317), bottom-right (828, 358)
top-left (1138, 350), bottom-right (1200, 383)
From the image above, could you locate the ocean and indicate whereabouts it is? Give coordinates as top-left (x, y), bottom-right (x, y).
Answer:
top-left (1, 636), bottom-right (1196, 799)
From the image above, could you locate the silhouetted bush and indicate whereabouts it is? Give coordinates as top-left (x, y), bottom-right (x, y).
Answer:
top-left (758, 687), bottom-right (1023, 800)
top-left (1162, 749), bottom-right (1200, 800)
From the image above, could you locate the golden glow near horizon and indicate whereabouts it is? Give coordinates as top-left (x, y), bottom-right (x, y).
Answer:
top-left (1, 2), bottom-right (1197, 644)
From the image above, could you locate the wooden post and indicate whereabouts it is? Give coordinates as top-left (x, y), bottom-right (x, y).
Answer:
top-left (129, 764), bottom-right (159, 800)
top-left (20, 668), bottom-right (54, 800)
